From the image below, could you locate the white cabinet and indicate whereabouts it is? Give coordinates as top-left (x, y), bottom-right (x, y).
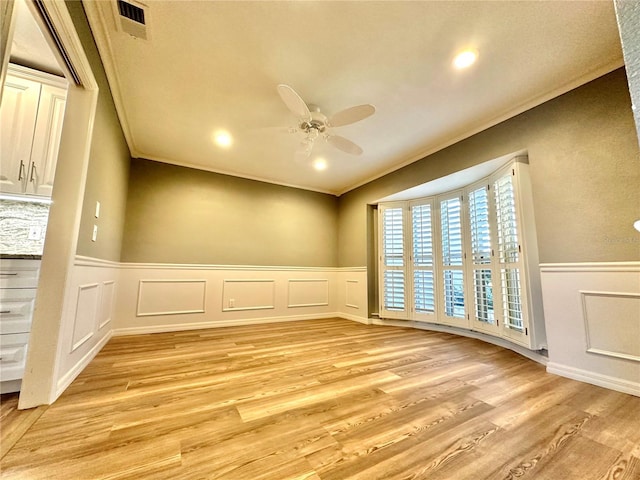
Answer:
top-left (0, 333), bottom-right (30, 382)
top-left (0, 288), bottom-right (37, 334)
top-left (0, 74), bottom-right (40, 194)
top-left (0, 65), bottom-right (67, 197)
top-left (0, 259), bottom-right (40, 393)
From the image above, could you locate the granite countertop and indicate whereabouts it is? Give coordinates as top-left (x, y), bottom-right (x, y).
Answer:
top-left (0, 254), bottom-right (43, 260)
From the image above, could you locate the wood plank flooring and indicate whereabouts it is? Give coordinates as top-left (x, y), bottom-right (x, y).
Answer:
top-left (1, 318), bottom-right (639, 479)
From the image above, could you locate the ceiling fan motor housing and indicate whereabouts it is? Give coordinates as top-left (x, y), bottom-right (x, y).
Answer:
top-left (300, 110), bottom-right (328, 134)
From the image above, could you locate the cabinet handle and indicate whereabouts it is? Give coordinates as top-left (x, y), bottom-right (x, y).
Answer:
top-left (0, 273), bottom-right (18, 276)
top-left (29, 162), bottom-right (37, 182)
top-left (0, 310), bottom-right (10, 314)
top-left (18, 160), bottom-right (26, 180)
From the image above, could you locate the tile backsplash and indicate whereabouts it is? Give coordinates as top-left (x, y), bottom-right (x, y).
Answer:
top-left (0, 199), bottom-right (50, 255)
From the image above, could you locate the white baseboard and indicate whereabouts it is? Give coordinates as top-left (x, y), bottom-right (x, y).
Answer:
top-left (54, 330), bottom-right (113, 400)
top-left (112, 312), bottom-right (352, 336)
top-left (337, 312), bottom-right (372, 325)
top-left (547, 362), bottom-right (640, 397)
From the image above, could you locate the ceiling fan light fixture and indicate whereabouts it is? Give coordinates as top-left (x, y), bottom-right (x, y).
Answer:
top-left (214, 130), bottom-right (233, 148)
top-left (453, 49), bottom-right (478, 69)
top-left (313, 158), bottom-right (328, 171)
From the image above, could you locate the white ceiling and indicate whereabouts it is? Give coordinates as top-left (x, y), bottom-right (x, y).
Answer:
top-left (84, 1), bottom-right (624, 196)
top-left (10, 0), bottom-right (65, 77)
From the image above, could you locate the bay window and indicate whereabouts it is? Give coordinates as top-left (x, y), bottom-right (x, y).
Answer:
top-left (378, 157), bottom-right (546, 350)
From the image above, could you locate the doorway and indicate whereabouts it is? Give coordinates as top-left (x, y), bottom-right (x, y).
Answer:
top-left (1, 0), bottom-right (99, 408)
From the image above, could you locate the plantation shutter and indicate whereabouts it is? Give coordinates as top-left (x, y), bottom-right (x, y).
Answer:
top-left (468, 184), bottom-right (497, 330)
top-left (411, 201), bottom-right (435, 316)
top-left (379, 205), bottom-right (407, 317)
top-left (494, 172), bottom-right (524, 333)
top-left (439, 195), bottom-right (465, 320)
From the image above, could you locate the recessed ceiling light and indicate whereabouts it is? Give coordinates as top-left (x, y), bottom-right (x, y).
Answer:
top-left (313, 158), bottom-right (328, 171)
top-left (634, 219), bottom-right (640, 232)
top-left (453, 49), bottom-right (478, 70)
top-left (213, 130), bottom-right (233, 148)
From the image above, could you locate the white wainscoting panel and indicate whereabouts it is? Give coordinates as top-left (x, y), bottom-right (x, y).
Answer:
top-left (114, 264), bottom-right (370, 334)
top-left (581, 291), bottom-right (640, 362)
top-left (137, 279), bottom-right (206, 316)
top-left (222, 279), bottom-right (275, 312)
top-left (345, 280), bottom-right (360, 309)
top-left (98, 281), bottom-right (115, 330)
top-left (54, 257), bottom-right (118, 399)
top-left (71, 283), bottom-right (99, 352)
top-left (337, 269), bottom-right (369, 324)
top-left (540, 262), bottom-right (640, 396)
top-left (287, 279), bottom-right (329, 308)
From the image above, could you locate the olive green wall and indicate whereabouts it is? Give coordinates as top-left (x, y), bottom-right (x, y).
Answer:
top-left (67, 1), bottom-right (131, 262)
top-left (338, 68), bottom-right (640, 267)
top-left (59, 7), bottom-right (639, 272)
top-left (121, 159), bottom-right (339, 267)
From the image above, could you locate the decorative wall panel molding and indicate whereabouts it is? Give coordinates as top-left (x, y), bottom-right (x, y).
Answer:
top-left (345, 280), bottom-right (360, 309)
top-left (71, 283), bottom-right (99, 352)
top-left (98, 281), bottom-right (115, 330)
top-left (137, 279), bottom-right (206, 317)
top-left (222, 279), bottom-right (275, 311)
top-left (287, 279), bottom-right (329, 308)
top-left (581, 291), bottom-right (640, 362)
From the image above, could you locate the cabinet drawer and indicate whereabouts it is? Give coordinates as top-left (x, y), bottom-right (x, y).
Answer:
top-left (0, 288), bottom-right (36, 334)
top-left (0, 260), bottom-right (40, 288)
top-left (0, 333), bottom-right (29, 381)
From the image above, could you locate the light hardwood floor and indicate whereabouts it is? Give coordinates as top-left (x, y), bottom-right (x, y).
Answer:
top-left (1, 318), bottom-right (639, 479)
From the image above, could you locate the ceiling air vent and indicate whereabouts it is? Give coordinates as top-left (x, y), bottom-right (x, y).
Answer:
top-left (115, 0), bottom-right (148, 40)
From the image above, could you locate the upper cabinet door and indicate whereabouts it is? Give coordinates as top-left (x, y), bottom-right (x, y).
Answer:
top-left (0, 75), bottom-right (40, 194)
top-left (1, 66), bottom-right (68, 198)
top-left (25, 84), bottom-right (67, 197)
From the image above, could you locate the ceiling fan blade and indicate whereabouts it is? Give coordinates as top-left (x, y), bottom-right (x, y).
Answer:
top-left (250, 126), bottom-right (296, 134)
top-left (277, 84), bottom-right (311, 121)
top-left (328, 104), bottom-right (375, 127)
top-left (327, 135), bottom-right (363, 156)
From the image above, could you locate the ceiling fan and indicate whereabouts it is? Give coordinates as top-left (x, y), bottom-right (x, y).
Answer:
top-left (277, 84), bottom-right (375, 162)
